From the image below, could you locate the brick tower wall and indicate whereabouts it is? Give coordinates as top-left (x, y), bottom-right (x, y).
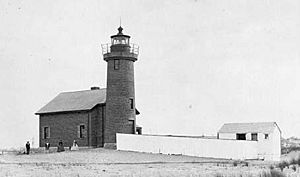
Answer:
top-left (104, 58), bottom-right (136, 144)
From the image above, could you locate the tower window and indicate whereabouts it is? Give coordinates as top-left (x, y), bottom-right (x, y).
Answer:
top-left (78, 125), bottom-right (85, 138)
top-left (43, 126), bottom-right (50, 139)
top-left (114, 60), bottom-right (120, 70)
top-left (130, 98), bottom-right (134, 109)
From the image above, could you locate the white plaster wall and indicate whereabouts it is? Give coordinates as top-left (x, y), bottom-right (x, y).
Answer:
top-left (271, 127), bottom-right (281, 161)
top-left (255, 129), bottom-right (281, 161)
top-left (117, 134), bottom-right (258, 160)
top-left (218, 133), bottom-right (236, 140)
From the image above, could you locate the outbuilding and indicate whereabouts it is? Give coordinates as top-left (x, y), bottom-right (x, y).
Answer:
top-left (218, 122), bottom-right (281, 161)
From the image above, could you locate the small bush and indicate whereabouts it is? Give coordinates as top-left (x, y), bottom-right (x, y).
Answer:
top-left (269, 165), bottom-right (274, 170)
top-left (290, 158), bottom-right (297, 165)
top-left (278, 161), bottom-right (289, 171)
top-left (270, 169), bottom-right (286, 177)
top-left (233, 161), bottom-right (238, 167)
top-left (291, 165), bottom-right (297, 172)
top-left (294, 154), bottom-right (300, 165)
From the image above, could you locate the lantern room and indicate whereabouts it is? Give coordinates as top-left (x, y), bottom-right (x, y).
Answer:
top-left (111, 26), bottom-right (130, 45)
top-left (101, 26), bottom-right (139, 61)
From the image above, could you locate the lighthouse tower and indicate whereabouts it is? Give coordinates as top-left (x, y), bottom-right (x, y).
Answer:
top-left (102, 26), bottom-right (139, 148)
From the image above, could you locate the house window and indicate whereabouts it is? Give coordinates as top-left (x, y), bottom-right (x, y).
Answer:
top-left (236, 133), bottom-right (246, 140)
top-left (78, 125), bottom-right (85, 138)
top-left (251, 133), bottom-right (258, 141)
top-left (43, 127), bottom-right (50, 139)
top-left (114, 59), bottom-right (119, 70)
top-left (130, 98), bottom-right (134, 109)
top-left (265, 134), bottom-right (269, 139)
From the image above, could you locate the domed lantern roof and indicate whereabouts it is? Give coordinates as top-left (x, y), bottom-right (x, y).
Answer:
top-left (110, 26), bottom-right (130, 45)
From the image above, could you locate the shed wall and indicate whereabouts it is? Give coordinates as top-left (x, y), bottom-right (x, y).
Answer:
top-left (218, 130), bottom-right (281, 161)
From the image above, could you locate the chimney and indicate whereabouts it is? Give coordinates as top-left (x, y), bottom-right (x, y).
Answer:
top-left (91, 86), bottom-right (100, 90)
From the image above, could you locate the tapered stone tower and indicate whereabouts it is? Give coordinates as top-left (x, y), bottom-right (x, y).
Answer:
top-left (102, 26), bottom-right (139, 148)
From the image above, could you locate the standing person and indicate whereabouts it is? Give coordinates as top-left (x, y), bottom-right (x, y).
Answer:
top-left (57, 140), bottom-right (65, 152)
top-left (71, 140), bottom-right (79, 151)
top-left (25, 141), bottom-right (30, 155)
top-left (45, 142), bottom-right (50, 153)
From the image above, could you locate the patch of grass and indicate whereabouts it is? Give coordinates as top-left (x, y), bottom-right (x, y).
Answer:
top-left (289, 154), bottom-right (300, 166)
top-left (260, 171), bottom-right (269, 177)
top-left (281, 146), bottom-right (300, 154)
top-left (259, 169), bottom-right (286, 177)
top-left (214, 173), bottom-right (224, 177)
top-left (277, 154), bottom-right (300, 172)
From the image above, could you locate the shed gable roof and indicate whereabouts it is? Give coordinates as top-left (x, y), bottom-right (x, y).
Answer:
top-left (218, 122), bottom-right (280, 134)
top-left (36, 89), bottom-right (106, 114)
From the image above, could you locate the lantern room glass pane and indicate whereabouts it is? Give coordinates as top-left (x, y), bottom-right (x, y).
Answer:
top-left (112, 37), bottom-right (129, 45)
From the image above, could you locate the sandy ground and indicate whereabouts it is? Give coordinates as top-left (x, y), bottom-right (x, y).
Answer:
top-left (0, 148), bottom-right (299, 177)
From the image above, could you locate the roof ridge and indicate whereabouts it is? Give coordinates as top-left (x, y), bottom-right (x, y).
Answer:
top-left (224, 122), bottom-right (275, 124)
top-left (60, 88), bottom-right (107, 94)
top-left (219, 122), bottom-right (278, 134)
top-left (36, 88), bottom-right (107, 114)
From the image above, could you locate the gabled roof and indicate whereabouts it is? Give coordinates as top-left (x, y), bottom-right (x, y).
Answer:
top-left (218, 122), bottom-right (281, 134)
top-left (36, 89), bottom-right (106, 115)
top-left (36, 88), bottom-right (141, 115)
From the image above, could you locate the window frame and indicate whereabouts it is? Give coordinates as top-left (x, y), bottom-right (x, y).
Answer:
top-left (236, 133), bottom-right (246, 140)
top-left (251, 133), bottom-right (258, 141)
top-left (114, 59), bottom-right (120, 70)
top-left (265, 134), bottom-right (269, 139)
top-left (130, 98), bottom-right (134, 109)
top-left (43, 126), bottom-right (50, 139)
top-left (78, 124), bottom-right (85, 139)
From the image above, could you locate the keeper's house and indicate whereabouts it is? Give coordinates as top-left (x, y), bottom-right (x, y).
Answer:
top-left (218, 122), bottom-right (281, 161)
top-left (35, 87), bottom-right (141, 148)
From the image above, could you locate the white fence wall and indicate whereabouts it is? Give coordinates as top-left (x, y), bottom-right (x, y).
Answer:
top-left (117, 134), bottom-right (258, 160)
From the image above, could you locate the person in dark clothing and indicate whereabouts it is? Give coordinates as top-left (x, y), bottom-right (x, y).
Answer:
top-left (57, 140), bottom-right (65, 152)
top-left (25, 141), bottom-right (30, 155)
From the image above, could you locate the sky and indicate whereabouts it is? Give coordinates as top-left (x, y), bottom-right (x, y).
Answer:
top-left (0, 0), bottom-right (299, 149)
